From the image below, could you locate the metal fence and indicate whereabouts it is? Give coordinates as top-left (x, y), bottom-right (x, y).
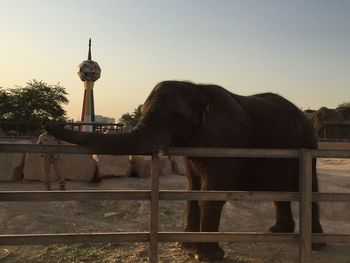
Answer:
top-left (0, 120), bottom-right (124, 138)
top-left (0, 142), bottom-right (350, 263)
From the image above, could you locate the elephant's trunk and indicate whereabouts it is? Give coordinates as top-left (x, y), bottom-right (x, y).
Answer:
top-left (45, 120), bottom-right (171, 155)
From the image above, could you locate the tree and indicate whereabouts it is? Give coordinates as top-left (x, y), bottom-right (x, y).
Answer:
top-left (0, 87), bottom-right (12, 119)
top-left (316, 106), bottom-right (339, 124)
top-left (95, 115), bottom-right (115, 123)
top-left (336, 102), bottom-right (350, 121)
top-left (0, 80), bottom-right (69, 121)
top-left (119, 105), bottom-right (142, 127)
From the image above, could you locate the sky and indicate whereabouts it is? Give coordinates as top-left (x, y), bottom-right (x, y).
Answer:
top-left (0, 0), bottom-right (349, 121)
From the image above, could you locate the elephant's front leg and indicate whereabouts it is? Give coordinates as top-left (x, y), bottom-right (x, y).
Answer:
top-left (178, 199), bottom-right (201, 255)
top-left (184, 200), bottom-right (200, 232)
top-left (179, 170), bottom-right (201, 254)
top-left (192, 160), bottom-right (242, 261)
top-left (268, 201), bottom-right (295, 233)
top-left (184, 174), bottom-right (201, 232)
top-left (194, 200), bottom-right (225, 261)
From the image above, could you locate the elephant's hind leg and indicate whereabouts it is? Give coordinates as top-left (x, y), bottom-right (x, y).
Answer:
top-left (269, 201), bottom-right (326, 251)
top-left (268, 201), bottom-right (295, 233)
top-left (311, 202), bottom-right (326, 251)
top-left (311, 162), bottom-right (326, 251)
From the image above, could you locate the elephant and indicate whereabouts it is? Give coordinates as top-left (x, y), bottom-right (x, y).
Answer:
top-left (45, 80), bottom-right (324, 261)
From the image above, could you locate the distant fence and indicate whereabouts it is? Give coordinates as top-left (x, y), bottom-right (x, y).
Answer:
top-left (0, 120), bottom-right (124, 138)
top-left (319, 121), bottom-right (350, 141)
top-left (0, 142), bottom-right (349, 263)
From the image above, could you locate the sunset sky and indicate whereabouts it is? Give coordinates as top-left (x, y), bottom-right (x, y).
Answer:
top-left (1, 0), bottom-right (349, 121)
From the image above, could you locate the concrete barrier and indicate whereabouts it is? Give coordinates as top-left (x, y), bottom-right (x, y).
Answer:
top-left (93, 155), bottom-right (132, 178)
top-left (0, 140), bottom-right (33, 181)
top-left (23, 153), bottom-right (97, 182)
top-left (170, 156), bottom-right (188, 175)
top-left (129, 155), bottom-right (173, 177)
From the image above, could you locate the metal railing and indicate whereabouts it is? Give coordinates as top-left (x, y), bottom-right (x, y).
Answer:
top-left (0, 120), bottom-right (124, 138)
top-left (0, 142), bottom-right (349, 263)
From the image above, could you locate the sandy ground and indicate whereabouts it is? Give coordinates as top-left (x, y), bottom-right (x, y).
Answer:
top-left (0, 159), bottom-right (349, 263)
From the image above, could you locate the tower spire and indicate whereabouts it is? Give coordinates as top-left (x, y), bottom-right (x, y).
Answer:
top-left (88, 38), bottom-right (92, 60)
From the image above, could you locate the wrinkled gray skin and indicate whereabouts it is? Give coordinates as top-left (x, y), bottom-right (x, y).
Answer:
top-left (45, 81), bottom-right (324, 261)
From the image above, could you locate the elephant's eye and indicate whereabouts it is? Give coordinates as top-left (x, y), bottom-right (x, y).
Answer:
top-left (175, 115), bottom-right (183, 122)
top-left (173, 113), bottom-right (185, 123)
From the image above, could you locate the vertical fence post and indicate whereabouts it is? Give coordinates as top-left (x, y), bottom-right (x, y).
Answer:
top-left (299, 149), bottom-right (313, 263)
top-left (150, 151), bottom-right (160, 263)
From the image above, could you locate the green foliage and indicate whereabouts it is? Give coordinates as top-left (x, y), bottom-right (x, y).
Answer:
top-left (119, 105), bottom-right (142, 127)
top-left (335, 102), bottom-right (350, 121)
top-left (316, 107), bottom-right (339, 123)
top-left (316, 102), bottom-right (350, 124)
top-left (0, 88), bottom-right (11, 119)
top-left (314, 102), bottom-right (350, 140)
top-left (0, 80), bottom-right (68, 121)
top-left (95, 115), bottom-right (115, 123)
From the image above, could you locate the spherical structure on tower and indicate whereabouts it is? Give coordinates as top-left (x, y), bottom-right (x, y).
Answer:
top-left (78, 38), bottom-right (101, 132)
top-left (78, 60), bottom-right (101, 82)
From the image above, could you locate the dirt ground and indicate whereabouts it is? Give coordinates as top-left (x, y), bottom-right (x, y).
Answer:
top-left (0, 159), bottom-right (349, 263)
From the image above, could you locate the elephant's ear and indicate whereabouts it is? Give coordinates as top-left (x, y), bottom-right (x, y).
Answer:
top-left (201, 103), bottom-right (212, 124)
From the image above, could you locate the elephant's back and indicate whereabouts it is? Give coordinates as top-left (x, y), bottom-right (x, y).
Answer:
top-left (231, 92), bottom-right (317, 149)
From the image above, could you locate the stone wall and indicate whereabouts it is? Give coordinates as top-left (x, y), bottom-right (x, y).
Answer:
top-left (170, 156), bottom-right (188, 175)
top-left (1, 140), bottom-right (187, 182)
top-left (0, 140), bottom-right (33, 181)
top-left (129, 155), bottom-right (173, 177)
top-left (93, 155), bottom-right (132, 179)
top-left (23, 153), bottom-right (97, 182)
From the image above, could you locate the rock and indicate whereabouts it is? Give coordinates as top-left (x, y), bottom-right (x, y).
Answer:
top-left (129, 155), bottom-right (152, 178)
top-left (129, 155), bottom-right (173, 177)
top-left (61, 154), bottom-right (97, 181)
top-left (0, 152), bottom-right (25, 181)
top-left (23, 153), bottom-right (43, 181)
top-left (103, 212), bottom-right (118, 218)
top-left (93, 155), bottom-right (132, 178)
top-left (170, 156), bottom-right (188, 175)
top-left (0, 128), bottom-right (5, 137)
top-left (0, 140), bottom-right (32, 181)
top-left (23, 153), bottom-right (97, 182)
top-left (0, 248), bottom-right (10, 260)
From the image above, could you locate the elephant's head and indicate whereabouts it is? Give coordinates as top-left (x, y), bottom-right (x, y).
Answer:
top-left (45, 81), bottom-right (212, 154)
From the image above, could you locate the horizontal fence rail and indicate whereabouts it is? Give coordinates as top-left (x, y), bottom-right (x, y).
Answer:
top-left (0, 233), bottom-right (149, 246)
top-left (1, 142), bottom-right (350, 158)
top-left (1, 232), bottom-right (350, 246)
top-left (0, 142), bottom-right (349, 263)
top-left (1, 190), bottom-right (349, 202)
top-left (0, 190), bottom-right (151, 202)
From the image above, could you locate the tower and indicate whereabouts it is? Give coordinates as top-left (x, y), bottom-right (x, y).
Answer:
top-left (78, 38), bottom-right (101, 132)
